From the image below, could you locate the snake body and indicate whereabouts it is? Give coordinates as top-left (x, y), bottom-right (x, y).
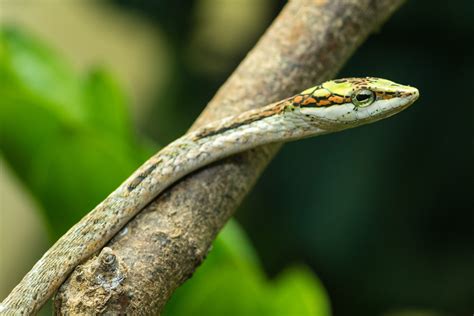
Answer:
top-left (0, 77), bottom-right (418, 314)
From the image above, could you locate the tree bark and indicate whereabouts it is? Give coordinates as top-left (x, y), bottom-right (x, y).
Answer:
top-left (54, 0), bottom-right (406, 314)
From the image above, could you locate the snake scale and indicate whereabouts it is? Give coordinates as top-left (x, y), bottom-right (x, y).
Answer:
top-left (1, 77), bottom-right (419, 314)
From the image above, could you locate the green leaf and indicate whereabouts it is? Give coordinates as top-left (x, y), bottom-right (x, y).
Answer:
top-left (0, 26), bottom-right (83, 122)
top-left (0, 91), bottom-right (65, 179)
top-left (0, 27), bottom-right (150, 236)
top-left (29, 132), bottom-right (142, 235)
top-left (163, 221), bottom-right (331, 316)
top-left (270, 266), bottom-right (331, 316)
top-left (82, 68), bottom-right (133, 140)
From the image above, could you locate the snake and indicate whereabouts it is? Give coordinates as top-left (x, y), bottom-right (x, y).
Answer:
top-left (0, 77), bottom-right (419, 314)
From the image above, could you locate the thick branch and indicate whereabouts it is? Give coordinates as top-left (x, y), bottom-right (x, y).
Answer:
top-left (54, 0), bottom-right (405, 314)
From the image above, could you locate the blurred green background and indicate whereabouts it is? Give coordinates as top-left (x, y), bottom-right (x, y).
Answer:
top-left (0, 0), bottom-right (472, 315)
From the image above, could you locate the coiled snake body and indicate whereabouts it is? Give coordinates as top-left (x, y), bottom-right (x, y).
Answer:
top-left (1, 77), bottom-right (419, 314)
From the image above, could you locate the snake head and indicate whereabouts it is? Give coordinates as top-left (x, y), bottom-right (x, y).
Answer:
top-left (292, 77), bottom-right (419, 129)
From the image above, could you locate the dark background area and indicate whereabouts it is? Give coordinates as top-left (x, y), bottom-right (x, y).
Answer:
top-left (111, 0), bottom-right (473, 315)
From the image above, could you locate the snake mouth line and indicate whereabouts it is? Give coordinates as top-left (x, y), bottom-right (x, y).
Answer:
top-left (312, 100), bottom-right (415, 128)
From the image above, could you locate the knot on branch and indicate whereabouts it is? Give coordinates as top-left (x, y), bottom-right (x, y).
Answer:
top-left (54, 247), bottom-right (130, 315)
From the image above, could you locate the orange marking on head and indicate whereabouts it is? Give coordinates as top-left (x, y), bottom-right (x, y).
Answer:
top-left (293, 95), bottom-right (303, 104)
top-left (302, 97), bottom-right (317, 106)
top-left (328, 95), bottom-right (344, 104)
top-left (317, 99), bottom-right (331, 106)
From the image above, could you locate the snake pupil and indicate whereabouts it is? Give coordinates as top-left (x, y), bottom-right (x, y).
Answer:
top-left (352, 89), bottom-right (375, 107)
top-left (356, 92), bottom-right (371, 101)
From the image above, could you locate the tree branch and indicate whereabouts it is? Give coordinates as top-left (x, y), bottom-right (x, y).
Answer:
top-left (54, 0), bottom-right (405, 314)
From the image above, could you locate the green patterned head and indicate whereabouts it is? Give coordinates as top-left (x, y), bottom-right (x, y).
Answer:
top-left (291, 77), bottom-right (419, 128)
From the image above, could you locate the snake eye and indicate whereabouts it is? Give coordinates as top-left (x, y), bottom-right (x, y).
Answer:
top-left (352, 89), bottom-right (375, 107)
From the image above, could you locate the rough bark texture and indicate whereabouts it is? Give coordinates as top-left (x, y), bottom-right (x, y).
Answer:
top-left (54, 0), bottom-right (405, 314)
